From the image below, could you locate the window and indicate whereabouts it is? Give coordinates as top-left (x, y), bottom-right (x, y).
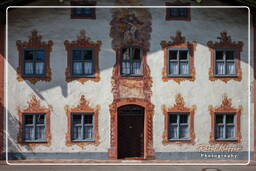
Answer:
top-left (23, 49), bottom-right (45, 76)
top-left (64, 30), bottom-right (101, 83)
top-left (72, 48), bottom-right (95, 76)
top-left (168, 113), bottom-right (189, 140)
top-left (207, 32), bottom-right (243, 82)
top-left (121, 47), bottom-right (142, 76)
top-left (162, 94), bottom-right (195, 144)
top-left (215, 49), bottom-right (236, 76)
top-left (209, 95), bottom-right (242, 144)
top-left (215, 113), bottom-right (236, 140)
top-left (160, 31), bottom-right (196, 83)
top-left (165, 2), bottom-right (191, 21)
top-left (16, 30), bottom-right (53, 84)
top-left (168, 48), bottom-right (189, 76)
top-left (71, 1), bottom-right (96, 19)
top-left (71, 113), bottom-right (94, 141)
top-left (22, 113), bottom-right (46, 142)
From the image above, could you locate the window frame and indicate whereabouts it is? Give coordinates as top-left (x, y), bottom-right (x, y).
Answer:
top-left (18, 95), bottom-right (51, 146)
top-left (70, 1), bottom-right (96, 19)
top-left (168, 112), bottom-right (190, 141)
top-left (71, 48), bottom-right (96, 77)
top-left (165, 2), bottom-right (191, 21)
top-left (214, 113), bottom-right (237, 141)
top-left (207, 32), bottom-right (243, 82)
top-left (209, 95), bottom-right (242, 144)
top-left (162, 94), bottom-right (196, 144)
top-left (167, 48), bottom-right (190, 77)
top-left (160, 31), bottom-right (196, 83)
top-left (214, 48), bottom-right (237, 77)
top-left (120, 46), bottom-right (143, 77)
top-left (64, 30), bottom-right (101, 83)
top-left (22, 48), bottom-right (46, 77)
top-left (65, 95), bottom-right (100, 147)
top-left (71, 112), bottom-right (95, 142)
top-left (22, 113), bottom-right (47, 143)
top-left (16, 30), bottom-right (53, 84)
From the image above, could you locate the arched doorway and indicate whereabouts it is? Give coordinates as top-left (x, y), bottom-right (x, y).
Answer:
top-left (118, 105), bottom-right (144, 159)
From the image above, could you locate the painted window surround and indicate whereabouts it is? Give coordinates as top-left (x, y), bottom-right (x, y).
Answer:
top-left (16, 30), bottom-right (53, 84)
top-left (18, 95), bottom-right (51, 147)
top-left (65, 95), bottom-right (100, 147)
top-left (162, 93), bottom-right (196, 144)
top-left (160, 31), bottom-right (197, 83)
top-left (165, 2), bottom-right (191, 21)
top-left (64, 30), bottom-right (101, 83)
top-left (208, 94), bottom-right (242, 144)
top-left (207, 32), bottom-right (243, 83)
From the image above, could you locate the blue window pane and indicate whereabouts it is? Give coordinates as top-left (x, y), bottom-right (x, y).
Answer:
top-left (24, 50), bottom-right (34, 60)
top-left (83, 8), bottom-right (93, 15)
top-left (73, 114), bottom-right (82, 125)
top-left (36, 115), bottom-right (45, 124)
top-left (83, 50), bottom-right (93, 60)
top-left (84, 115), bottom-right (93, 124)
top-left (24, 115), bottom-right (33, 125)
top-left (169, 50), bottom-right (178, 60)
top-left (179, 8), bottom-right (187, 17)
top-left (170, 8), bottom-right (179, 17)
top-left (74, 8), bottom-right (83, 15)
top-left (35, 50), bottom-right (45, 61)
top-left (72, 50), bottom-right (82, 60)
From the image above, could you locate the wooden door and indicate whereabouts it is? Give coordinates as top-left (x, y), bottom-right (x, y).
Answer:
top-left (118, 105), bottom-right (144, 159)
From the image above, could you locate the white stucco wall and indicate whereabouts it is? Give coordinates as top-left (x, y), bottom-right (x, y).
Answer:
top-left (6, 0), bottom-right (252, 157)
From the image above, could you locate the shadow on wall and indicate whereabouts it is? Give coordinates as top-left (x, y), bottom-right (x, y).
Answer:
top-left (5, 105), bottom-right (33, 160)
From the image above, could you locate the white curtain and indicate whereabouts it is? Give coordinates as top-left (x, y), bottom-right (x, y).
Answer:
top-left (216, 62), bottom-right (225, 75)
top-left (179, 125), bottom-right (189, 139)
top-left (133, 61), bottom-right (141, 74)
top-left (227, 62), bottom-right (235, 75)
top-left (35, 126), bottom-right (45, 140)
top-left (216, 125), bottom-right (224, 139)
top-left (84, 126), bottom-right (93, 139)
top-left (24, 62), bottom-right (33, 74)
top-left (73, 62), bottom-right (83, 74)
top-left (170, 62), bottom-right (178, 75)
top-left (25, 126), bottom-right (33, 140)
top-left (84, 62), bottom-right (93, 75)
top-left (226, 125), bottom-right (235, 138)
top-left (35, 62), bottom-right (44, 75)
top-left (122, 62), bottom-right (130, 74)
top-left (73, 126), bottom-right (82, 140)
top-left (169, 125), bottom-right (178, 139)
top-left (180, 62), bottom-right (189, 75)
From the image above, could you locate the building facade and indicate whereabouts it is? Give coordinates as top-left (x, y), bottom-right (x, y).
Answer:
top-left (0, 0), bottom-right (255, 163)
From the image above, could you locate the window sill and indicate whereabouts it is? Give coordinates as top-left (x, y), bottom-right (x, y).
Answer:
top-left (71, 15), bottom-right (96, 19)
top-left (71, 75), bottom-right (96, 78)
top-left (167, 75), bottom-right (192, 78)
top-left (71, 140), bottom-right (95, 142)
top-left (166, 17), bottom-right (191, 21)
top-left (214, 75), bottom-right (238, 78)
top-left (168, 138), bottom-right (191, 141)
top-left (23, 140), bottom-right (47, 143)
